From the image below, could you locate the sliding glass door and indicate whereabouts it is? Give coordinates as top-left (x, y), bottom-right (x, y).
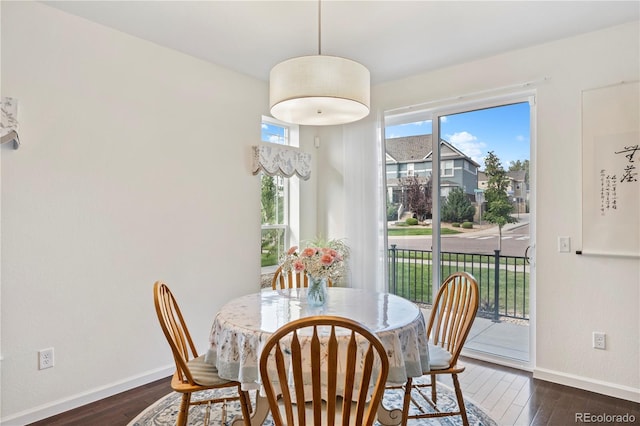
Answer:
top-left (384, 94), bottom-right (534, 366)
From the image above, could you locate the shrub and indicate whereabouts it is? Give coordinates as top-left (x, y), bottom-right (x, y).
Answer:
top-left (452, 222), bottom-right (461, 227)
top-left (386, 203), bottom-right (399, 221)
top-left (462, 221), bottom-right (474, 229)
top-left (406, 217), bottom-right (419, 226)
top-left (441, 187), bottom-right (475, 223)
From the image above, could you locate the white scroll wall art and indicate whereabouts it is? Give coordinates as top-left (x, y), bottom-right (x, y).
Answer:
top-left (252, 144), bottom-right (311, 180)
top-left (581, 81), bottom-right (639, 258)
top-left (1, 96), bottom-right (20, 149)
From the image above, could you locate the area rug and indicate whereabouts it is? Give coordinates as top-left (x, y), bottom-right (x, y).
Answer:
top-left (129, 377), bottom-right (496, 425)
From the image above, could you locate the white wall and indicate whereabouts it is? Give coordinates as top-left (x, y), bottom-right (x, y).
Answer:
top-left (1, 2), bottom-right (266, 422)
top-left (1, 2), bottom-right (638, 423)
top-left (319, 21), bottom-right (639, 401)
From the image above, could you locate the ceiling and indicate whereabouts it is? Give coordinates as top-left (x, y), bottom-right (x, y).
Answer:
top-left (43, 1), bottom-right (639, 85)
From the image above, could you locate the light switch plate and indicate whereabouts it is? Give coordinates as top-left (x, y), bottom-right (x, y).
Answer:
top-left (558, 236), bottom-right (571, 253)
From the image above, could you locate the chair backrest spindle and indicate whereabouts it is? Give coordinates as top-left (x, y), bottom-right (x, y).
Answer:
top-left (260, 316), bottom-right (389, 426)
top-left (271, 265), bottom-right (332, 290)
top-left (154, 282), bottom-right (200, 385)
top-left (427, 272), bottom-right (479, 367)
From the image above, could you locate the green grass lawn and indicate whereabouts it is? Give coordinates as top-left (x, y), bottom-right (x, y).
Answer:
top-left (387, 227), bottom-right (461, 236)
top-left (390, 261), bottom-right (529, 319)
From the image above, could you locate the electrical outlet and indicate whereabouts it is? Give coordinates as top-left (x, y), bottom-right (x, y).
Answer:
top-left (558, 236), bottom-right (571, 252)
top-left (39, 348), bottom-right (54, 369)
top-left (592, 332), bottom-right (606, 350)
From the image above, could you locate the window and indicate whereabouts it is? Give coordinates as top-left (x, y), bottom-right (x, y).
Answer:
top-left (465, 161), bottom-right (478, 174)
top-left (441, 160), bottom-right (454, 177)
top-left (260, 117), bottom-right (299, 269)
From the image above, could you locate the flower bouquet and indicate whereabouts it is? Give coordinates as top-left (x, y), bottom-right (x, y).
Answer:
top-left (280, 239), bottom-right (349, 306)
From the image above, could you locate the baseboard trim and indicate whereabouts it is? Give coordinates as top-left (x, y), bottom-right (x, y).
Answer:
top-left (534, 367), bottom-right (640, 403)
top-left (0, 365), bottom-right (173, 425)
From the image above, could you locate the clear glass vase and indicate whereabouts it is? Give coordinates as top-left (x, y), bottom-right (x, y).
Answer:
top-left (306, 274), bottom-right (328, 307)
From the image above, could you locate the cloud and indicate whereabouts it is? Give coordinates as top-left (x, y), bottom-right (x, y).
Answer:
top-left (516, 134), bottom-right (525, 142)
top-left (446, 131), bottom-right (486, 164)
top-left (440, 116), bottom-right (448, 123)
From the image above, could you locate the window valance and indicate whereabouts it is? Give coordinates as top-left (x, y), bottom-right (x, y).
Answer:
top-left (252, 144), bottom-right (311, 180)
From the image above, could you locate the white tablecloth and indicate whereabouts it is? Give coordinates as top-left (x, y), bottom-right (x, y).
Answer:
top-left (206, 287), bottom-right (429, 391)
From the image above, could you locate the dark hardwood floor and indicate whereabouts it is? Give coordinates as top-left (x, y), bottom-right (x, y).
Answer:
top-left (28, 378), bottom-right (172, 426)
top-left (28, 357), bottom-right (640, 426)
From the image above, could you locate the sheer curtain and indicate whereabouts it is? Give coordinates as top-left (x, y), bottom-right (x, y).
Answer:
top-left (342, 113), bottom-right (388, 292)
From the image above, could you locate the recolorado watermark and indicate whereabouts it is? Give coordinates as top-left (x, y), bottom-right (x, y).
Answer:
top-left (575, 412), bottom-right (636, 423)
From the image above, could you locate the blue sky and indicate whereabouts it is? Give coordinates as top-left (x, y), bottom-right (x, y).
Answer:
top-left (261, 102), bottom-right (530, 169)
top-left (385, 102), bottom-right (530, 168)
top-left (261, 122), bottom-right (286, 144)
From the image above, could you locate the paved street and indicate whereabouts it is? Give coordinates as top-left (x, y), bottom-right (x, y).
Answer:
top-left (388, 214), bottom-right (531, 258)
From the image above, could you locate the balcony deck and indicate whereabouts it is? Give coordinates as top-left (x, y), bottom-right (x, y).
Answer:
top-left (422, 307), bottom-right (531, 369)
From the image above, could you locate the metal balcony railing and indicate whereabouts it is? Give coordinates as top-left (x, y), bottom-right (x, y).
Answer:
top-left (388, 245), bottom-right (529, 321)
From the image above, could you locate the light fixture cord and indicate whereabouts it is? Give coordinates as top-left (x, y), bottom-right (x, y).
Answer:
top-left (318, 0), bottom-right (322, 55)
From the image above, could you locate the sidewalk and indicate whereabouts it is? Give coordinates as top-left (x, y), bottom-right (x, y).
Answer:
top-left (449, 213), bottom-right (530, 237)
top-left (388, 212), bottom-right (530, 238)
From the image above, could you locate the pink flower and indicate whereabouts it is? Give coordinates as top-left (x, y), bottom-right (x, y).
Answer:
top-left (320, 253), bottom-right (334, 266)
top-left (301, 247), bottom-right (318, 257)
top-left (293, 260), bottom-right (305, 272)
top-left (280, 242), bottom-right (346, 282)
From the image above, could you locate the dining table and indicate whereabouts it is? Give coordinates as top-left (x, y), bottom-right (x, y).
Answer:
top-left (206, 286), bottom-right (429, 426)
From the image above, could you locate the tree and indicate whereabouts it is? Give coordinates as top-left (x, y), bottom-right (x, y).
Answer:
top-left (442, 187), bottom-right (475, 223)
top-left (261, 174), bottom-right (284, 264)
top-left (261, 174), bottom-right (276, 224)
top-left (401, 175), bottom-right (432, 221)
top-left (483, 151), bottom-right (517, 250)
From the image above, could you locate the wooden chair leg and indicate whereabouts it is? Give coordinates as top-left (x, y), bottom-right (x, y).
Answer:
top-left (452, 374), bottom-right (469, 426)
top-left (177, 392), bottom-right (191, 426)
top-left (431, 373), bottom-right (437, 402)
top-left (238, 388), bottom-right (252, 426)
top-left (401, 377), bottom-right (413, 426)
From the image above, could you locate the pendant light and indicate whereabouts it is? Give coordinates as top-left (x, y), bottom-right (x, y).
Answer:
top-left (269, 1), bottom-right (370, 126)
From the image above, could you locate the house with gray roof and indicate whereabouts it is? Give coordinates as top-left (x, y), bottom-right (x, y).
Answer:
top-left (386, 134), bottom-right (481, 207)
top-left (477, 169), bottom-right (529, 214)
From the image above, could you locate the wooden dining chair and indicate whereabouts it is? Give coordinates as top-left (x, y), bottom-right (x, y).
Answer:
top-left (153, 281), bottom-right (252, 426)
top-left (259, 315), bottom-right (390, 426)
top-left (271, 264), bottom-right (333, 290)
top-left (390, 271), bottom-right (479, 426)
